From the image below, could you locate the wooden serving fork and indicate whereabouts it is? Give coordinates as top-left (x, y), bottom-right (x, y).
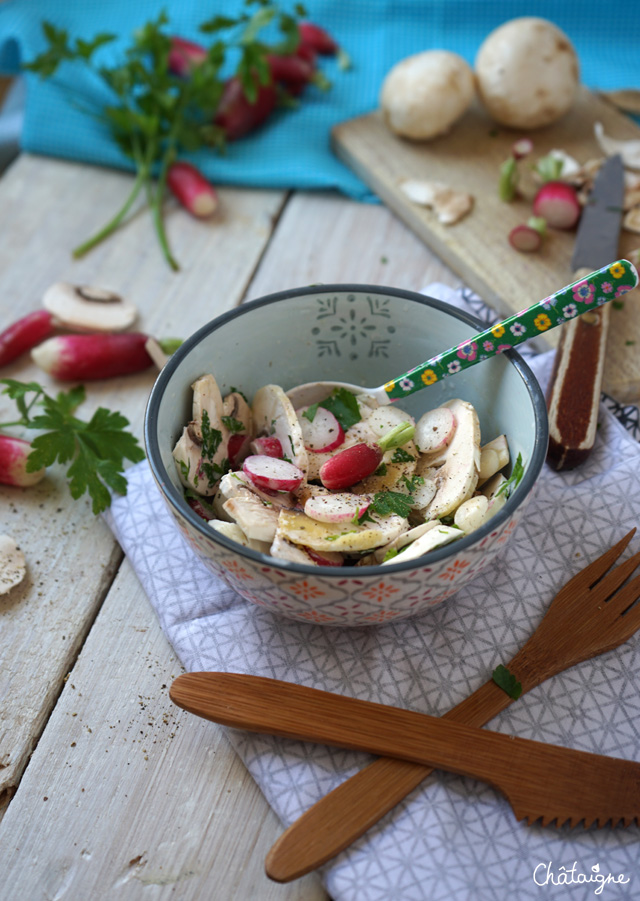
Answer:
top-left (253, 528), bottom-right (640, 882)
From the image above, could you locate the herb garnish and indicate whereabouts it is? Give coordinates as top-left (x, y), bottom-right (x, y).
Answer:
top-left (221, 416), bottom-right (246, 434)
top-left (0, 378), bottom-right (145, 513)
top-left (199, 409), bottom-right (229, 487)
top-left (320, 388), bottom-right (361, 430)
top-left (492, 664), bottom-right (522, 700)
top-left (24, 2), bottom-right (311, 269)
top-left (496, 452), bottom-right (524, 499)
top-left (391, 447), bottom-right (415, 463)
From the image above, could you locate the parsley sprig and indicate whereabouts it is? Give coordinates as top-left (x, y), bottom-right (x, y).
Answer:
top-left (0, 378), bottom-right (145, 514)
top-left (24, 2), bottom-right (308, 270)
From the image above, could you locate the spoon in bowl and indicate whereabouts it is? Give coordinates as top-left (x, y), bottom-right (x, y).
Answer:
top-left (287, 259), bottom-right (638, 409)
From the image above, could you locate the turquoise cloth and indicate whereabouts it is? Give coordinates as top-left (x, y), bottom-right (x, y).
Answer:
top-left (0, 0), bottom-right (638, 200)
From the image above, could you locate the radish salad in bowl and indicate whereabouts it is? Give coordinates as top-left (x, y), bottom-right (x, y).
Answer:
top-left (172, 373), bottom-right (522, 569)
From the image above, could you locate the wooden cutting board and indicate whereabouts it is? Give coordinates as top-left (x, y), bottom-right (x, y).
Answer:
top-left (332, 87), bottom-right (640, 403)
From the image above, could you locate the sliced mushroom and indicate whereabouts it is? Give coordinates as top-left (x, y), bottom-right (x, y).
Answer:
top-left (477, 434), bottom-right (510, 485)
top-left (209, 519), bottom-right (271, 554)
top-left (276, 509), bottom-right (408, 554)
top-left (223, 391), bottom-right (253, 433)
top-left (380, 524), bottom-right (462, 564)
top-left (359, 520), bottom-right (441, 565)
top-left (252, 384), bottom-right (308, 474)
top-left (173, 374), bottom-right (232, 495)
top-left (173, 424), bottom-right (216, 497)
top-left (223, 493), bottom-right (280, 543)
top-left (270, 533), bottom-right (344, 566)
top-left (594, 122), bottom-right (640, 171)
top-left (400, 179), bottom-right (474, 225)
top-left (454, 495), bottom-right (489, 533)
top-left (417, 398), bottom-right (481, 519)
top-left (43, 283), bottom-right (137, 332)
top-left (0, 534), bottom-right (27, 595)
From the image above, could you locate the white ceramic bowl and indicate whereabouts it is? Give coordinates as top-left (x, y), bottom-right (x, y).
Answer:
top-left (145, 285), bottom-right (548, 626)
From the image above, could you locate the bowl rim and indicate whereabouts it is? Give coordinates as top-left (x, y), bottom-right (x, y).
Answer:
top-left (145, 283), bottom-right (549, 576)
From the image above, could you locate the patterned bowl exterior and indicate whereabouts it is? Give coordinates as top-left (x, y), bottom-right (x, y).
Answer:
top-left (145, 285), bottom-right (548, 627)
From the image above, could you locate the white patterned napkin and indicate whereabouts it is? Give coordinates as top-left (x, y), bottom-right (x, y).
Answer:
top-left (105, 286), bottom-right (640, 901)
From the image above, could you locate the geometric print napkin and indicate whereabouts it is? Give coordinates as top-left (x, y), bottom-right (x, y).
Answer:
top-left (105, 285), bottom-right (640, 901)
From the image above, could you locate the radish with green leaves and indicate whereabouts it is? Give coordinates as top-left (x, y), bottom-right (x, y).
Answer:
top-left (319, 421), bottom-right (415, 490)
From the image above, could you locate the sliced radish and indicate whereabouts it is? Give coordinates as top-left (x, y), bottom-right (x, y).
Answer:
top-left (511, 137), bottom-right (533, 159)
top-left (319, 444), bottom-right (382, 490)
top-left (415, 407), bottom-right (457, 454)
top-left (250, 436), bottom-right (283, 458)
top-left (243, 454), bottom-right (304, 492)
top-left (304, 492), bottom-right (371, 523)
top-left (298, 405), bottom-right (345, 452)
top-left (532, 181), bottom-right (581, 230)
top-left (305, 547), bottom-right (344, 567)
top-left (508, 224), bottom-right (542, 252)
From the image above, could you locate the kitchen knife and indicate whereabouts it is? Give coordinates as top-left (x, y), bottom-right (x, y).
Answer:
top-left (546, 153), bottom-right (625, 470)
top-left (171, 672), bottom-right (640, 829)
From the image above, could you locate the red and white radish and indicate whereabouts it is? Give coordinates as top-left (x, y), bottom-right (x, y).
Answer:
top-left (243, 454), bottom-right (304, 492)
top-left (298, 405), bottom-right (345, 452)
top-left (167, 162), bottom-right (218, 218)
top-left (250, 436), bottom-right (283, 458)
top-left (304, 492), bottom-right (371, 523)
top-left (168, 36), bottom-right (207, 77)
top-left (511, 137), bottom-right (533, 159)
top-left (227, 433), bottom-right (252, 468)
top-left (298, 21), bottom-right (338, 55)
top-left (415, 406), bottom-right (457, 454)
top-left (319, 421), bottom-right (415, 490)
top-left (305, 547), bottom-right (344, 567)
top-left (31, 333), bottom-right (153, 380)
top-left (0, 310), bottom-right (55, 368)
top-left (508, 224), bottom-right (542, 252)
top-left (267, 53), bottom-right (315, 92)
top-left (214, 76), bottom-right (277, 141)
top-left (532, 181), bottom-right (580, 229)
top-left (0, 434), bottom-right (46, 487)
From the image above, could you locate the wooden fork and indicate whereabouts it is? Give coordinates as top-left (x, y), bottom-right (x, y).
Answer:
top-left (262, 528), bottom-right (640, 881)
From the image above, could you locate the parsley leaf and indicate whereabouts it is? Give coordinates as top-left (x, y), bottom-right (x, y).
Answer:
top-left (0, 379), bottom-right (145, 514)
top-left (496, 452), bottom-right (524, 499)
top-left (302, 403), bottom-right (319, 422)
top-left (221, 415), bottom-right (246, 434)
top-left (392, 446), bottom-right (415, 463)
top-left (492, 664), bottom-right (522, 700)
top-left (368, 490), bottom-right (414, 519)
top-left (320, 388), bottom-right (361, 430)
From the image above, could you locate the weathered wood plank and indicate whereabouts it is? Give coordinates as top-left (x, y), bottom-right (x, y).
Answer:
top-left (0, 560), bottom-right (325, 900)
top-left (0, 153), bottom-right (286, 804)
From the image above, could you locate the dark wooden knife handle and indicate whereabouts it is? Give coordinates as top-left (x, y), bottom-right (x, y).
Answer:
top-left (546, 268), bottom-right (611, 471)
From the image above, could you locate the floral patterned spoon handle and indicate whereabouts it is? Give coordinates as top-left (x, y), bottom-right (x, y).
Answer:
top-left (380, 259), bottom-right (638, 402)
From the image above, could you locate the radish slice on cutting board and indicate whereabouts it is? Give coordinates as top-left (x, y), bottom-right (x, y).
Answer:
top-left (243, 455), bottom-right (304, 492)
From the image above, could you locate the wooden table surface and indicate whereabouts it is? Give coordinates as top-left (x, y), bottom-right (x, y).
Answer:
top-left (0, 153), bottom-right (459, 901)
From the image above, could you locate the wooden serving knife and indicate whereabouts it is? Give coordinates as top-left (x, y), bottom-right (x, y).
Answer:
top-left (546, 154), bottom-right (625, 470)
top-left (171, 672), bottom-right (640, 831)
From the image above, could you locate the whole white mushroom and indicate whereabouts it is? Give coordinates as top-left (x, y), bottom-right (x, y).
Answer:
top-left (380, 50), bottom-right (475, 140)
top-left (475, 17), bottom-right (579, 130)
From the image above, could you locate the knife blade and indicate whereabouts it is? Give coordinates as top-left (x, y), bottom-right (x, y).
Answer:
top-left (171, 672), bottom-right (640, 830)
top-left (546, 153), bottom-right (625, 470)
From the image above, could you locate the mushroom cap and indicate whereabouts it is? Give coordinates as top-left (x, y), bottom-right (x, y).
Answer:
top-left (475, 17), bottom-right (579, 129)
top-left (43, 283), bottom-right (138, 332)
top-left (0, 534), bottom-right (26, 596)
top-left (380, 49), bottom-right (475, 140)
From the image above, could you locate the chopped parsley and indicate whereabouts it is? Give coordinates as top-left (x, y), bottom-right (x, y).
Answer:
top-left (391, 447), bottom-right (415, 463)
top-left (374, 462), bottom-right (388, 477)
top-left (382, 547), bottom-right (398, 562)
top-left (229, 386), bottom-right (249, 403)
top-left (302, 403), bottom-right (319, 422)
top-left (221, 415), bottom-right (245, 434)
top-left (496, 452), bottom-right (524, 499)
top-left (369, 490), bottom-right (414, 519)
top-left (199, 409), bottom-right (230, 487)
top-left (492, 664), bottom-right (522, 700)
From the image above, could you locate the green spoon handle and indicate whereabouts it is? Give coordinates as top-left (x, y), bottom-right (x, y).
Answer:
top-left (382, 259), bottom-right (638, 402)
